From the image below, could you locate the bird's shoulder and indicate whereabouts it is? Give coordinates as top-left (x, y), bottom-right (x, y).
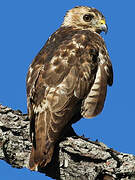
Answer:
top-left (26, 27), bottom-right (107, 108)
top-left (32, 26), bottom-right (105, 67)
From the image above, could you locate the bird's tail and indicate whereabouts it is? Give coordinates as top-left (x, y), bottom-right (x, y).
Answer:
top-left (29, 110), bottom-right (55, 171)
top-left (29, 144), bottom-right (54, 171)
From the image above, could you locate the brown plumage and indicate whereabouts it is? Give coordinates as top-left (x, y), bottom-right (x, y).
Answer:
top-left (26, 6), bottom-right (113, 170)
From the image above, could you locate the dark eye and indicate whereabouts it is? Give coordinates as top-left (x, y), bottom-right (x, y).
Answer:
top-left (83, 14), bottom-right (94, 22)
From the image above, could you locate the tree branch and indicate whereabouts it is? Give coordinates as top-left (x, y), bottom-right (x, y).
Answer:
top-left (0, 104), bottom-right (135, 180)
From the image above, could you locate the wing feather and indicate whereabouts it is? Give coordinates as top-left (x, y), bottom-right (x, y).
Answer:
top-left (81, 63), bottom-right (108, 118)
top-left (27, 27), bottom-right (113, 170)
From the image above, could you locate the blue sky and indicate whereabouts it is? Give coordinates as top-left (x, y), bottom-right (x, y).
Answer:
top-left (0, 0), bottom-right (135, 179)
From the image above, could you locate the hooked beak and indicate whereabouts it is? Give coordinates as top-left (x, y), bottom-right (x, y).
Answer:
top-left (98, 19), bottom-right (108, 34)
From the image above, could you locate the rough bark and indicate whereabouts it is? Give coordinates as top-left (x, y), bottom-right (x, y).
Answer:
top-left (0, 104), bottom-right (135, 180)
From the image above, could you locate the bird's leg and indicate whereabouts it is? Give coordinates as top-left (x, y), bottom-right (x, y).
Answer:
top-left (59, 125), bottom-right (77, 141)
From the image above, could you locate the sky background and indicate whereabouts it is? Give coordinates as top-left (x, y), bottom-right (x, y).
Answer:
top-left (0, 0), bottom-right (135, 179)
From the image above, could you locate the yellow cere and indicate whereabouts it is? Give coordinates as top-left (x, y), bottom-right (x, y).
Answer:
top-left (100, 19), bottom-right (106, 25)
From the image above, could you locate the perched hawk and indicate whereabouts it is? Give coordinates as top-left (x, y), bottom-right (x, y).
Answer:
top-left (26, 6), bottom-right (113, 170)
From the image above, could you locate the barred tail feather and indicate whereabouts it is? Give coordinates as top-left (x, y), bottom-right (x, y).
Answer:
top-left (29, 110), bottom-right (55, 170)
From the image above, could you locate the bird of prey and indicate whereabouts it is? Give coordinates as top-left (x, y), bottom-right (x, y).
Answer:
top-left (26, 6), bottom-right (113, 170)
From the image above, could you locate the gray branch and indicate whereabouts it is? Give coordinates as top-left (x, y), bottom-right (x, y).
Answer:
top-left (0, 104), bottom-right (135, 180)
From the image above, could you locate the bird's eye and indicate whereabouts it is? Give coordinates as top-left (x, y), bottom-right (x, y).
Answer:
top-left (83, 14), bottom-right (94, 22)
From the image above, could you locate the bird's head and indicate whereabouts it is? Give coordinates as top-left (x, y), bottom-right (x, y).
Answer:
top-left (62, 6), bottom-right (108, 34)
